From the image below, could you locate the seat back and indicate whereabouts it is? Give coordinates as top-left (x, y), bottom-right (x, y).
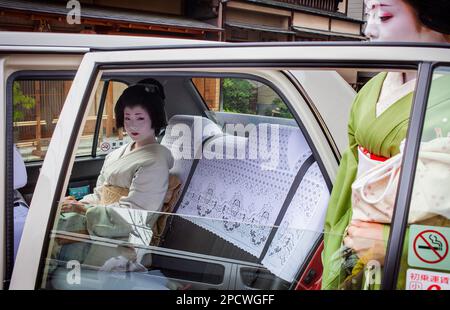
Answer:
top-left (13, 145), bottom-right (27, 190)
top-left (161, 122), bottom-right (330, 283)
top-left (13, 145), bottom-right (29, 260)
top-left (175, 124), bottom-right (313, 257)
top-left (161, 115), bottom-right (223, 196)
top-left (150, 174), bottom-right (182, 246)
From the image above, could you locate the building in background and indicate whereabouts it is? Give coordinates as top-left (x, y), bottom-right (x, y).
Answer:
top-left (0, 0), bottom-right (365, 41)
top-left (223, 0), bottom-right (365, 42)
top-left (0, 0), bottom-right (223, 40)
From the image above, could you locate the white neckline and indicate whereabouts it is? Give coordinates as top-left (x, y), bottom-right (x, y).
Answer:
top-left (376, 72), bottom-right (416, 118)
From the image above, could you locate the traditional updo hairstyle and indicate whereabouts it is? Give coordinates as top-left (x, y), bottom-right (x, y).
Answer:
top-left (137, 78), bottom-right (166, 100)
top-left (114, 82), bottom-right (167, 136)
top-left (404, 0), bottom-right (450, 41)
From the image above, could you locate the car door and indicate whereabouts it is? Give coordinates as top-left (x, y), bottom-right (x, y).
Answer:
top-left (0, 52), bottom-right (86, 290)
top-left (384, 64), bottom-right (450, 290)
top-left (9, 43), bottom-right (450, 290)
top-left (0, 53), bottom-right (137, 289)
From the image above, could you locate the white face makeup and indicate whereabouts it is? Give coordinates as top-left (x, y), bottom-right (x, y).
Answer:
top-left (124, 106), bottom-right (155, 144)
top-left (364, 0), bottom-right (421, 42)
top-left (364, 0), bottom-right (446, 43)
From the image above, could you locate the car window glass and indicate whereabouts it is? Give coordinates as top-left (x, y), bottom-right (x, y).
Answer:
top-left (12, 78), bottom-right (128, 160)
top-left (10, 78), bottom-right (130, 257)
top-left (192, 77), bottom-right (294, 130)
top-left (38, 71), bottom-right (331, 290)
top-left (93, 80), bottom-right (130, 157)
top-left (13, 79), bottom-right (72, 162)
top-left (397, 66), bottom-right (450, 290)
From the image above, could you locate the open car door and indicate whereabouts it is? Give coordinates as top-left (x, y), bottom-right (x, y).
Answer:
top-left (9, 43), bottom-right (450, 290)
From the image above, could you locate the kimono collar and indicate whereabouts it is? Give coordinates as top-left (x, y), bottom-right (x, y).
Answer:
top-left (355, 72), bottom-right (413, 158)
top-left (376, 72), bottom-right (416, 118)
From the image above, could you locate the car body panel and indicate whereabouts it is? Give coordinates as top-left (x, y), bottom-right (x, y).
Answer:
top-left (0, 31), bottom-right (217, 51)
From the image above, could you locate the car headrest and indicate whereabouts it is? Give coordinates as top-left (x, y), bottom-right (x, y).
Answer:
top-left (13, 145), bottom-right (27, 190)
top-left (161, 115), bottom-right (223, 154)
top-left (215, 123), bottom-right (310, 172)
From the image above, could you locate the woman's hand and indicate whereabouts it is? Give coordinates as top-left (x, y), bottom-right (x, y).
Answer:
top-left (61, 196), bottom-right (88, 214)
top-left (343, 220), bottom-right (387, 265)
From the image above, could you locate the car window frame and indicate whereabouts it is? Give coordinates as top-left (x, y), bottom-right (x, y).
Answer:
top-left (90, 78), bottom-right (130, 158)
top-left (33, 68), bottom-right (335, 290)
top-left (9, 44), bottom-right (450, 289)
top-left (4, 73), bottom-right (126, 285)
top-left (4, 70), bottom-right (77, 286)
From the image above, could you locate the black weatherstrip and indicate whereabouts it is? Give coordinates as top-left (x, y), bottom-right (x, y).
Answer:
top-left (92, 80), bottom-right (110, 157)
top-left (258, 154), bottom-right (316, 262)
top-left (4, 71), bottom-right (15, 289)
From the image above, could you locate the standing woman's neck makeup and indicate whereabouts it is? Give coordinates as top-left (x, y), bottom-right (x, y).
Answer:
top-left (123, 106), bottom-right (156, 150)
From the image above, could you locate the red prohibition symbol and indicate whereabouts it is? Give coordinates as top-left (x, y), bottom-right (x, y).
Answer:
top-left (101, 142), bottom-right (110, 152)
top-left (413, 230), bottom-right (448, 264)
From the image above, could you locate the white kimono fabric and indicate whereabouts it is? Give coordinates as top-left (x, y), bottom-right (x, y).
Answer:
top-left (82, 142), bottom-right (174, 216)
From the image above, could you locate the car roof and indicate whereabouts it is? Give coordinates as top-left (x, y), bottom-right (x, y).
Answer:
top-left (2, 32), bottom-right (448, 53)
top-left (0, 31), bottom-right (220, 53)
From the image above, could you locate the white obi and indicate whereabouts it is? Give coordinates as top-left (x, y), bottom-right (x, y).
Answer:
top-left (356, 146), bottom-right (384, 178)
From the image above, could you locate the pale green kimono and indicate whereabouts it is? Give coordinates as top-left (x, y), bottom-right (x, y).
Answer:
top-left (82, 142), bottom-right (174, 217)
top-left (322, 72), bottom-right (450, 290)
top-left (55, 142), bottom-right (174, 267)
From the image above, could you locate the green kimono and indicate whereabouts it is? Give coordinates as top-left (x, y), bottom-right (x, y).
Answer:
top-left (322, 72), bottom-right (450, 290)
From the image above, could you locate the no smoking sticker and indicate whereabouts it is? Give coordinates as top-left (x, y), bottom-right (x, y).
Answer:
top-left (409, 225), bottom-right (450, 271)
top-left (100, 142), bottom-right (111, 152)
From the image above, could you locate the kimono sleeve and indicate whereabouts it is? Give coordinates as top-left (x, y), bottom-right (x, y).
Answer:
top-left (321, 89), bottom-right (362, 289)
top-left (80, 154), bottom-right (111, 205)
top-left (117, 162), bottom-right (169, 212)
